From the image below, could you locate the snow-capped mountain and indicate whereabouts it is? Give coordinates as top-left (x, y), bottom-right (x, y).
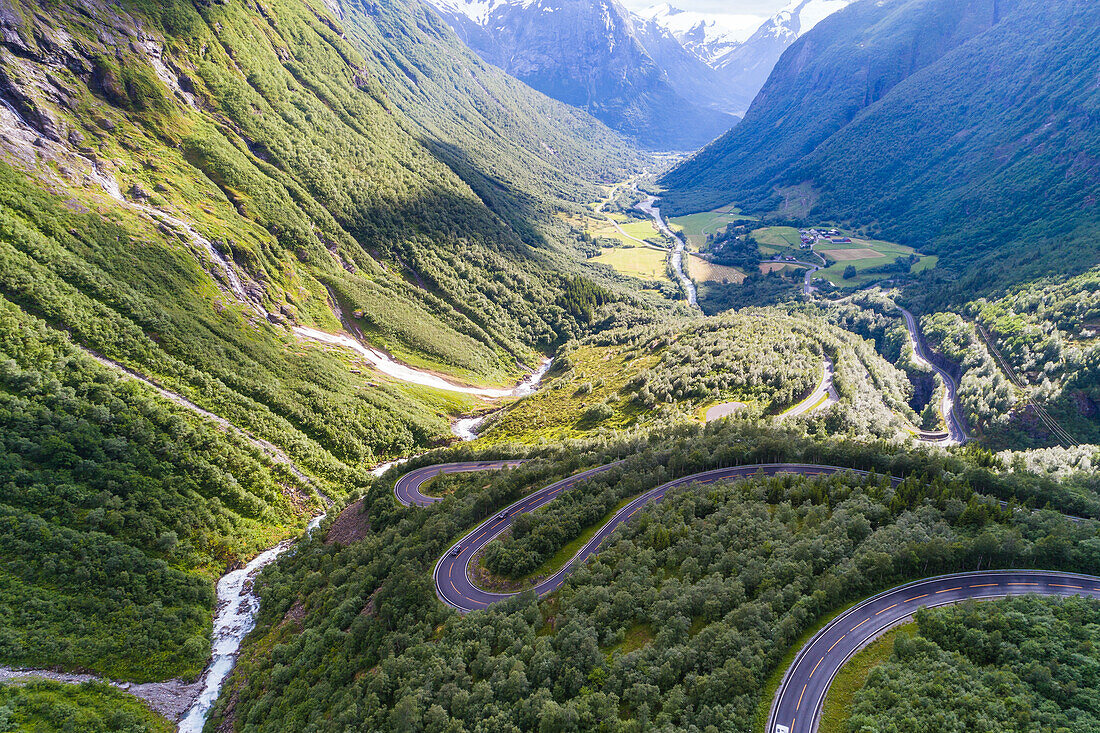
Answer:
top-left (637, 0), bottom-right (852, 114)
top-left (423, 0), bottom-right (852, 142)
top-left (424, 0), bottom-right (736, 150)
top-left (636, 3), bottom-right (763, 66)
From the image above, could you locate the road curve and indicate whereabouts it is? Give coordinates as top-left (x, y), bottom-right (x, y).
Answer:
top-left (396, 461), bottom-right (1098, 732)
top-left (779, 357), bottom-right (838, 420)
top-left (768, 569), bottom-right (1100, 733)
top-left (897, 306), bottom-right (969, 445)
top-left (393, 460), bottom-right (527, 506)
top-left (427, 463), bottom-right (902, 612)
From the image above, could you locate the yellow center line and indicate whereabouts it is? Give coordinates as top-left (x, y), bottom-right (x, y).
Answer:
top-left (809, 656), bottom-right (823, 679)
top-left (935, 587), bottom-right (962, 594)
top-left (850, 618), bottom-right (868, 632)
top-left (827, 634), bottom-right (846, 653)
top-left (874, 603), bottom-right (897, 616)
top-left (796, 683), bottom-right (806, 711)
top-left (1007, 583), bottom-right (1039, 586)
top-left (1051, 584), bottom-right (1084, 589)
top-left (969, 583), bottom-right (998, 588)
top-left (906, 593), bottom-right (928, 602)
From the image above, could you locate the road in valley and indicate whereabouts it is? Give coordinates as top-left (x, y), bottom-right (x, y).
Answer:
top-left (393, 459), bottom-right (1098, 733)
top-left (394, 460), bottom-right (529, 506)
top-left (779, 357), bottom-right (838, 419)
top-left (897, 306), bottom-right (968, 444)
top-left (401, 462), bottom-right (901, 612)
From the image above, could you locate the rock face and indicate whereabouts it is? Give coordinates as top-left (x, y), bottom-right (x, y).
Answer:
top-left (638, 0), bottom-right (853, 117)
top-left (424, 0), bottom-right (855, 147)
top-left (425, 0), bottom-right (735, 150)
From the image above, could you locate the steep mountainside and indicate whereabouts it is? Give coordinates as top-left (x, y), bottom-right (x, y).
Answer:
top-left (0, 0), bottom-right (641, 682)
top-left (637, 3), bottom-right (762, 67)
top-left (425, 0), bottom-right (736, 149)
top-left (326, 0), bottom-right (641, 237)
top-left (661, 0), bottom-right (1100, 285)
top-left (642, 0), bottom-right (852, 116)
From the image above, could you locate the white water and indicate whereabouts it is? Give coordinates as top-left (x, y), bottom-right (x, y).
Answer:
top-left (178, 514), bottom-right (324, 732)
top-left (296, 327), bottom-right (552, 399)
top-left (0, 98), bottom-right (29, 130)
top-left (636, 196), bottom-right (698, 307)
top-left (452, 415), bottom-right (488, 441)
top-left (448, 358), bottom-right (551, 440)
top-left (371, 458), bottom-right (410, 477)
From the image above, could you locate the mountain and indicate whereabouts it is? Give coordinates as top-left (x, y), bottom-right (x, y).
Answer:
top-left (636, 3), bottom-right (762, 67)
top-left (661, 0), bottom-right (1100, 285)
top-left (640, 0), bottom-right (852, 115)
top-left (424, 0), bottom-right (737, 149)
top-left (0, 0), bottom-right (644, 685)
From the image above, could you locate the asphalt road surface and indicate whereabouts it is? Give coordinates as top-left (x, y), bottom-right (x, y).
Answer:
top-left (395, 459), bottom-right (1097, 732)
top-left (780, 358), bottom-right (838, 419)
top-left (897, 305), bottom-right (969, 444)
top-left (420, 463), bottom-right (902, 612)
top-left (768, 570), bottom-right (1100, 733)
top-left (393, 460), bottom-right (527, 506)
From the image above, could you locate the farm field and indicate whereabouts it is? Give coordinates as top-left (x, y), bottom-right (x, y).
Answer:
top-left (686, 254), bottom-right (746, 284)
top-left (669, 203), bottom-right (757, 250)
top-left (759, 262), bottom-right (806, 275)
top-left (590, 245), bottom-right (671, 282)
top-left (752, 226), bottom-right (937, 287)
top-left (753, 226), bottom-right (803, 249)
top-left (817, 237), bottom-right (937, 287)
top-left (587, 214), bottom-right (666, 246)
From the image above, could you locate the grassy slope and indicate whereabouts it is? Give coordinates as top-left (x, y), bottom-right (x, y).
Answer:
top-left (0, 0), bottom-right (643, 684)
top-left (818, 624), bottom-right (915, 733)
top-left (589, 247), bottom-right (670, 282)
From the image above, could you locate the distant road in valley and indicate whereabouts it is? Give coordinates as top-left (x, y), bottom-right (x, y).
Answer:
top-left (897, 306), bottom-right (969, 444)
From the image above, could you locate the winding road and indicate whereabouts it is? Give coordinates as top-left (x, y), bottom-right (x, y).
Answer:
top-left (394, 462), bottom-right (903, 612)
top-left (392, 459), bottom-right (1099, 733)
top-left (897, 306), bottom-right (968, 444)
top-left (768, 570), bottom-right (1100, 733)
top-left (779, 357), bottom-right (838, 419)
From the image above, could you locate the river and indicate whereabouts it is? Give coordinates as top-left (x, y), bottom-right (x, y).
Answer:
top-left (635, 196), bottom-right (698, 307)
top-left (176, 513), bottom-right (325, 732)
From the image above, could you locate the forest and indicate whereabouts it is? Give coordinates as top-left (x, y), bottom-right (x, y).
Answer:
top-left (0, 679), bottom-right (172, 732)
top-left (209, 422), bottom-right (1100, 731)
top-left (848, 596), bottom-right (1100, 731)
top-left (0, 296), bottom-right (315, 680)
top-left (1, 0), bottom-right (1098, 729)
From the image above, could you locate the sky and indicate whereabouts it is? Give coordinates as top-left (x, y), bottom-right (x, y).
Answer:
top-left (621, 0), bottom-right (789, 15)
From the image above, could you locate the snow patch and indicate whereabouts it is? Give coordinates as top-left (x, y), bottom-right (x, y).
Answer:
top-left (637, 3), bottom-right (763, 46)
